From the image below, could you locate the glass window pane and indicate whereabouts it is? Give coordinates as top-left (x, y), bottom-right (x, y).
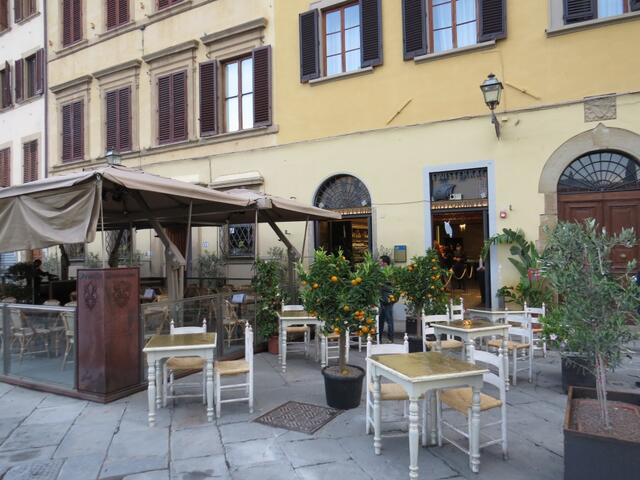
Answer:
top-left (432, 2), bottom-right (452, 29)
top-left (241, 58), bottom-right (253, 94)
top-left (326, 55), bottom-right (342, 75)
top-left (242, 94), bottom-right (254, 130)
top-left (456, 0), bottom-right (476, 24)
top-left (345, 49), bottom-right (360, 72)
top-left (597, 0), bottom-right (623, 18)
top-left (345, 26), bottom-right (360, 51)
top-left (226, 97), bottom-right (239, 132)
top-left (433, 0), bottom-right (449, 5)
top-left (345, 4), bottom-right (360, 29)
top-left (225, 62), bottom-right (238, 98)
top-left (433, 28), bottom-right (453, 52)
top-left (456, 21), bottom-right (477, 48)
top-left (326, 32), bottom-right (342, 56)
top-left (326, 10), bottom-right (341, 34)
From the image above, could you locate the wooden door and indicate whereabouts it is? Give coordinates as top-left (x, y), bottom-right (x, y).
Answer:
top-left (604, 197), bottom-right (640, 271)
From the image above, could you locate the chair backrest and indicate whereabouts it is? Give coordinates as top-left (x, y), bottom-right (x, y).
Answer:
top-left (448, 297), bottom-right (464, 321)
top-left (524, 302), bottom-right (546, 327)
top-left (224, 300), bottom-right (238, 321)
top-left (474, 350), bottom-right (506, 401)
top-left (366, 333), bottom-right (409, 357)
top-left (60, 311), bottom-right (75, 333)
top-left (505, 313), bottom-right (527, 326)
top-left (43, 299), bottom-right (61, 306)
top-left (9, 309), bottom-right (24, 329)
top-left (244, 322), bottom-right (254, 364)
top-left (510, 325), bottom-right (532, 345)
top-left (170, 318), bottom-right (207, 335)
top-left (422, 314), bottom-right (448, 351)
top-left (1, 297), bottom-right (16, 304)
top-left (65, 301), bottom-right (77, 307)
top-left (282, 304), bottom-right (304, 312)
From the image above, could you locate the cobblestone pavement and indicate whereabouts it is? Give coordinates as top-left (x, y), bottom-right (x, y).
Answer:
top-left (0, 345), bottom-right (638, 480)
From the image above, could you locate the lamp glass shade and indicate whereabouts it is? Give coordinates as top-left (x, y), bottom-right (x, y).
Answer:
top-left (480, 74), bottom-right (503, 110)
top-left (105, 150), bottom-right (122, 165)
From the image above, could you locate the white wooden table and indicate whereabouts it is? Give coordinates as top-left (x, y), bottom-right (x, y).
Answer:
top-left (466, 308), bottom-right (526, 323)
top-left (278, 310), bottom-right (326, 374)
top-left (368, 352), bottom-right (487, 478)
top-left (143, 332), bottom-right (217, 426)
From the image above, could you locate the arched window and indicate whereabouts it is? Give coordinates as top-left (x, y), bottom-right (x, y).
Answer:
top-left (558, 150), bottom-right (640, 194)
top-left (314, 175), bottom-right (371, 210)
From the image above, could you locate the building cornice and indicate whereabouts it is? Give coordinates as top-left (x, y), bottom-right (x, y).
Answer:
top-left (200, 18), bottom-right (267, 46)
top-left (142, 40), bottom-right (199, 64)
top-left (50, 75), bottom-right (92, 94)
top-left (93, 59), bottom-right (142, 80)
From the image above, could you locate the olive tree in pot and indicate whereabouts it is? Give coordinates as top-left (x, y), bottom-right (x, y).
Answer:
top-left (298, 250), bottom-right (384, 409)
top-left (541, 219), bottom-right (640, 480)
top-left (253, 258), bottom-right (284, 354)
top-left (394, 249), bottom-right (449, 352)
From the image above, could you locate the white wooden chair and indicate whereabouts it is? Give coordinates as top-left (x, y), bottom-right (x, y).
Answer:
top-left (487, 324), bottom-right (533, 385)
top-left (437, 349), bottom-right (508, 463)
top-left (59, 308), bottom-right (75, 371)
top-left (163, 319), bottom-right (207, 406)
top-left (356, 308), bottom-right (379, 352)
top-left (524, 302), bottom-right (546, 357)
top-left (448, 297), bottom-right (465, 321)
top-left (365, 333), bottom-right (410, 435)
top-left (215, 322), bottom-right (254, 417)
top-left (282, 304), bottom-right (311, 357)
top-left (323, 331), bottom-right (349, 365)
top-left (43, 299), bottom-right (61, 306)
top-left (423, 314), bottom-right (463, 352)
top-left (223, 300), bottom-right (246, 348)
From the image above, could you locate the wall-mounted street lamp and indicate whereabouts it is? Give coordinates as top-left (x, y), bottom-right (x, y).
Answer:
top-left (480, 73), bottom-right (503, 138)
top-left (105, 150), bottom-right (122, 165)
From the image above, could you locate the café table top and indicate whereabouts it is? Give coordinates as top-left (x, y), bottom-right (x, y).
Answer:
top-left (143, 333), bottom-right (217, 352)
top-left (369, 351), bottom-right (487, 382)
top-left (434, 319), bottom-right (510, 333)
top-left (278, 310), bottom-right (316, 319)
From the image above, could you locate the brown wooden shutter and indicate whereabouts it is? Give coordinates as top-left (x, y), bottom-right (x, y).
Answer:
top-left (0, 0), bottom-right (8, 30)
top-left (118, 0), bottom-right (129, 25)
top-left (14, 0), bottom-right (23, 22)
top-left (28, 0), bottom-right (36, 16)
top-left (0, 149), bottom-right (10, 187)
top-left (105, 90), bottom-right (118, 151)
top-left (35, 49), bottom-right (44, 95)
top-left (172, 71), bottom-right (187, 142)
top-left (23, 141), bottom-right (38, 183)
top-left (62, 103), bottom-right (73, 161)
top-left (14, 59), bottom-right (23, 103)
top-left (479, 0), bottom-right (506, 42)
top-left (199, 61), bottom-right (218, 136)
top-left (118, 87), bottom-right (131, 151)
top-left (299, 10), bottom-right (320, 82)
top-left (563, 0), bottom-right (596, 24)
top-left (63, 0), bottom-right (71, 45)
top-left (402, 0), bottom-right (427, 60)
top-left (360, 0), bottom-right (383, 68)
top-left (252, 46), bottom-right (272, 127)
top-left (2, 62), bottom-right (11, 108)
top-left (72, 0), bottom-right (82, 43)
top-left (106, 0), bottom-right (117, 29)
top-left (158, 0), bottom-right (170, 9)
top-left (73, 100), bottom-right (84, 160)
top-left (158, 75), bottom-right (172, 144)
top-left (630, 0), bottom-right (640, 12)
top-left (23, 143), bottom-right (30, 183)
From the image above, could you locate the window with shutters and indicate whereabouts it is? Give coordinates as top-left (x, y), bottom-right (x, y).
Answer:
top-left (14, 0), bottom-right (37, 23)
top-left (15, 49), bottom-right (44, 102)
top-left (0, 64), bottom-right (11, 109)
top-left (61, 100), bottom-right (84, 162)
top-left (106, 0), bottom-right (130, 30)
top-left (0, 148), bottom-right (10, 187)
top-left (0, 0), bottom-right (9, 31)
top-left (157, 0), bottom-right (183, 11)
top-left (22, 140), bottom-right (38, 183)
top-left (324, 3), bottom-right (362, 76)
top-left (563, 0), bottom-right (634, 24)
top-left (157, 70), bottom-right (188, 144)
top-left (223, 56), bottom-right (253, 133)
top-left (62, 0), bottom-right (83, 47)
top-left (105, 86), bottom-right (132, 153)
top-left (429, 0), bottom-right (478, 52)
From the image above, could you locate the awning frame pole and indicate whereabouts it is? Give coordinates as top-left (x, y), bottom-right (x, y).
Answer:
top-left (301, 216), bottom-right (309, 262)
top-left (99, 179), bottom-right (106, 268)
top-left (185, 201), bottom-right (193, 277)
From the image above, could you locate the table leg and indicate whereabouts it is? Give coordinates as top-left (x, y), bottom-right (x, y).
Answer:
top-left (314, 325), bottom-right (320, 362)
top-left (155, 359), bottom-right (163, 409)
top-left (278, 321), bottom-right (282, 364)
top-left (321, 334), bottom-right (327, 368)
top-left (281, 322), bottom-right (287, 374)
top-left (501, 337), bottom-right (510, 391)
top-left (147, 360), bottom-right (156, 427)
top-left (465, 338), bottom-right (475, 364)
top-left (428, 390), bottom-right (438, 446)
top-left (206, 357), bottom-right (214, 422)
top-left (373, 374), bottom-right (382, 455)
top-left (470, 385), bottom-right (481, 473)
top-left (409, 396), bottom-right (420, 480)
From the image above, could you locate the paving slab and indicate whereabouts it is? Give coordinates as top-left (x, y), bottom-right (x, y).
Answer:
top-left (170, 454), bottom-right (229, 479)
top-left (1, 423), bottom-right (71, 452)
top-left (218, 421), bottom-right (284, 444)
top-left (75, 404), bottom-right (126, 426)
top-left (231, 462), bottom-right (297, 480)
top-left (54, 422), bottom-right (117, 459)
top-left (225, 438), bottom-right (287, 470)
top-left (4, 459), bottom-right (64, 480)
top-left (295, 459), bottom-right (372, 480)
top-left (107, 427), bottom-right (169, 459)
top-left (56, 454), bottom-right (104, 480)
top-left (123, 470), bottom-right (169, 480)
top-left (280, 437), bottom-right (351, 468)
top-left (0, 446), bottom-right (57, 468)
top-left (99, 455), bottom-right (168, 479)
top-left (24, 403), bottom-right (86, 426)
top-left (170, 424), bottom-right (223, 460)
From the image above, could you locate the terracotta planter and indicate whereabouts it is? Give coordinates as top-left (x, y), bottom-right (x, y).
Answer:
top-left (267, 335), bottom-right (279, 355)
top-left (564, 387), bottom-right (640, 480)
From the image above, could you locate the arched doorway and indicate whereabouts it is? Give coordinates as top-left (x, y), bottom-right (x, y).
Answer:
top-left (558, 150), bottom-right (640, 271)
top-left (314, 175), bottom-right (372, 264)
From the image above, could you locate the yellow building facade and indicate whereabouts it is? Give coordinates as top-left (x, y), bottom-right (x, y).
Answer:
top-left (47, 0), bottom-right (640, 305)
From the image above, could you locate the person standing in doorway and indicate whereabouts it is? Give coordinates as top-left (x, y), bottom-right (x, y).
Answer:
top-left (378, 255), bottom-right (394, 343)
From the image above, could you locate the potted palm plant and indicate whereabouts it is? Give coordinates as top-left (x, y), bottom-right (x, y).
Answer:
top-left (298, 250), bottom-right (384, 409)
top-left (541, 219), bottom-right (640, 480)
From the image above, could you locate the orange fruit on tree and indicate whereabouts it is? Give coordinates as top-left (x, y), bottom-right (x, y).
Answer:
top-left (356, 277), bottom-right (363, 284)
top-left (360, 326), bottom-right (369, 334)
top-left (351, 279), bottom-right (358, 286)
top-left (343, 305), bottom-right (351, 312)
top-left (312, 283), bottom-right (319, 289)
top-left (366, 318), bottom-right (373, 324)
top-left (333, 327), bottom-right (341, 334)
top-left (301, 280), bottom-right (307, 286)
top-left (330, 275), bottom-right (338, 283)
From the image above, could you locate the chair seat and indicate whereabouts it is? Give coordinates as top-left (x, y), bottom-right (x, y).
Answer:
top-left (426, 339), bottom-right (464, 350)
top-left (286, 325), bottom-right (309, 334)
top-left (440, 387), bottom-right (502, 414)
top-left (487, 339), bottom-right (530, 350)
top-left (166, 356), bottom-right (205, 370)
top-left (368, 382), bottom-right (408, 401)
top-left (532, 327), bottom-right (543, 333)
top-left (216, 359), bottom-right (250, 376)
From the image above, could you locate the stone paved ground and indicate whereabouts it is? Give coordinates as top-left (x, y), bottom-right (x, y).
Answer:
top-left (0, 344), bottom-right (638, 480)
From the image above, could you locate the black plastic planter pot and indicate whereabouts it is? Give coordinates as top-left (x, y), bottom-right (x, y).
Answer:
top-left (561, 355), bottom-right (596, 394)
top-left (407, 336), bottom-right (423, 353)
top-left (322, 365), bottom-right (365, 410)
top-left (564, 387), bottom-right (640, 480)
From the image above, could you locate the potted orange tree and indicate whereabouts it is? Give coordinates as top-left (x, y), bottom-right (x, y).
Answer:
top-left (298, 250), bottom-right (384, 409)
